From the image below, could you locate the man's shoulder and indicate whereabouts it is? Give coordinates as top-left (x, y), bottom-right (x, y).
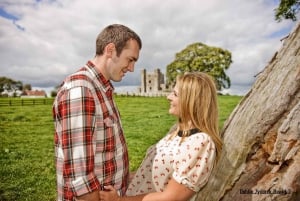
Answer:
top-left (65, 67), bottom-right (94, 87)
top-left (68, 67), bottom-right (92, 80)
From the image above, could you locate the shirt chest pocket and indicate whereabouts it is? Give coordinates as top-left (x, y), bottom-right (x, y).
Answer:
top-left (94, 114), bottom-right (122, 152)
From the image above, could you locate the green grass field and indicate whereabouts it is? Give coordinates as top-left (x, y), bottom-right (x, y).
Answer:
top-left (0, 95), bottom-right (242, 201)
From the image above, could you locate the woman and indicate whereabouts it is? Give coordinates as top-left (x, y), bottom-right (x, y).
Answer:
top-left (100, 72), bottom-right (223, 201)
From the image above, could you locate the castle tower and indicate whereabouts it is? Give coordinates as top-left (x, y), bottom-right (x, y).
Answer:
top-left (141, 69), bottom-right (146, 93)
top-left (153, 69), bottom-right (161, 91)
top-left (140, 68), bottom-right (166, 94)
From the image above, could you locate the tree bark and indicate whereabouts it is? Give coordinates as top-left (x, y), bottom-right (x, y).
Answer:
top-left (196, 22), bottom-right (300, 201)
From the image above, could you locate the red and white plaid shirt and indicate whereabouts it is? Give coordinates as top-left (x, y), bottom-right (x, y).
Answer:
top-left (53, 61), bottom-right (129, 201)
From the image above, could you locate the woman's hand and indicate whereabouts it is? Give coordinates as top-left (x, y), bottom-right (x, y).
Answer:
top-left (99, 186), bottom-right (120, 201)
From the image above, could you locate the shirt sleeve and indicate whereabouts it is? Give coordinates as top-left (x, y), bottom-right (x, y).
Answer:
top-left (57, 86), bottom-right (100, 196)
top-left (172, 133), bottom-right (216, 192)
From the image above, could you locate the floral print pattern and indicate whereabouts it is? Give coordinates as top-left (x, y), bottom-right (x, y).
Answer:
top-left (126, 132), bottom-right (216, 201)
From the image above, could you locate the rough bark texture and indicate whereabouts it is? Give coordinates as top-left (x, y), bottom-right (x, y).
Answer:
top-left (196, 22), bottom-right (300, 201)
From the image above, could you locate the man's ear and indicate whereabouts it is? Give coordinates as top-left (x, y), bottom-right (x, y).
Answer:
top-left (105, 43), bottom-right (115, 58)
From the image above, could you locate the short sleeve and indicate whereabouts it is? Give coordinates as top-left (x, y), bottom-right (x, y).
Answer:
top-left (172, 133), bottom-right (216, 192)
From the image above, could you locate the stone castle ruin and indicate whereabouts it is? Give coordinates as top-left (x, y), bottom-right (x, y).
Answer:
top-left (138, 69), bottom-right (169, 96)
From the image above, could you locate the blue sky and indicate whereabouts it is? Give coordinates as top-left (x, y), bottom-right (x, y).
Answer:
top-left (0, 7), bottom-right (19, 21)
top-left (0, 7), bottom-right (25, 31)
top-left (0, 0), bottom-right (298, 95)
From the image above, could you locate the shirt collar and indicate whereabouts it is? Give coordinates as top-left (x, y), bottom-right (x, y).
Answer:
top-left (85, 61), bottom-right (114, 92)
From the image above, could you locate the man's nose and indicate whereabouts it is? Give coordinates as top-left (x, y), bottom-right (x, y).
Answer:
top-left (127, 62), bottom-right (134, 72)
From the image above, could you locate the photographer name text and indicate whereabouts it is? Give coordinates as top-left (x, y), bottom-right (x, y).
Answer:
top-left (240, 189), bottom-right (291, 195)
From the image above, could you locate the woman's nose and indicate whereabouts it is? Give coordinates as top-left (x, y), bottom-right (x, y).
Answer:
top-left (167, 93), bottom-right (172, 100)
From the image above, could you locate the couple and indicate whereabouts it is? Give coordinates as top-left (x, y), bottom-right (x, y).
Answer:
top-left (53, 24), bottom-right (222, 201)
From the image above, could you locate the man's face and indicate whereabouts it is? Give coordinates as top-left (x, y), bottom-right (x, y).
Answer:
top-left (107, 39), bottom-right (140, 82)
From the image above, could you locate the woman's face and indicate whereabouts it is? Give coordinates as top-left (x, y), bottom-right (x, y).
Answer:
top-left (167, 84), bottom-right (180, 117)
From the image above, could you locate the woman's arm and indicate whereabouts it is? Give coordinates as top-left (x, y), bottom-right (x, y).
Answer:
top-left (100, 178), bottom-right (195, 201)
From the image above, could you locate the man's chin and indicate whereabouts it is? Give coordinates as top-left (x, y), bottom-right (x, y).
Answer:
top-left (112, 77), bottom-right (123, 82)
top-left (112, 73), bottom-right (125, 82)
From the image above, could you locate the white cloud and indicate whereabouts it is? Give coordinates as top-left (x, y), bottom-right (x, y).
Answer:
top-left (0, 0), bottom-right (298, 95)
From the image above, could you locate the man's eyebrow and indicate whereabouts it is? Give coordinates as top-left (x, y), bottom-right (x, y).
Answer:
top-left (130, 56), bottom-right (138, 62)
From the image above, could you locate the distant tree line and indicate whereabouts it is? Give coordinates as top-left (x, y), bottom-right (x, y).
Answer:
top-left (0, 77), bottom-right (32, 97)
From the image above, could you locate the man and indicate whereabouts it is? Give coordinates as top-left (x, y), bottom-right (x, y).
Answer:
top-left (53, 24), bottom-right (142, 201)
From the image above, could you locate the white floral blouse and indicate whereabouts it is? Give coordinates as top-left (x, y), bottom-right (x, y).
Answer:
top-left (126, 131), bottom-right (216, 201)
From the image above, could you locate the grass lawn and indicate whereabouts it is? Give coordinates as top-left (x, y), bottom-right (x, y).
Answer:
top-left (0, 95), bottom-right (242, 201)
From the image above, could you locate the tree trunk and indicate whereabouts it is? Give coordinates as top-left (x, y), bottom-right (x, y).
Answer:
top-left (196, 22), bottom-right (300, 201)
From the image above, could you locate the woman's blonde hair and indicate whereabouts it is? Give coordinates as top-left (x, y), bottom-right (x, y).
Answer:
top-left (173, 72), bottom-right (222, 161)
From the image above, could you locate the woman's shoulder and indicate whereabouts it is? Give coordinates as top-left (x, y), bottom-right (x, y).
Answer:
top-left (186, 132), bottom-right (215, 148)
top-left (194, 131), bottom-right (213, 140)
